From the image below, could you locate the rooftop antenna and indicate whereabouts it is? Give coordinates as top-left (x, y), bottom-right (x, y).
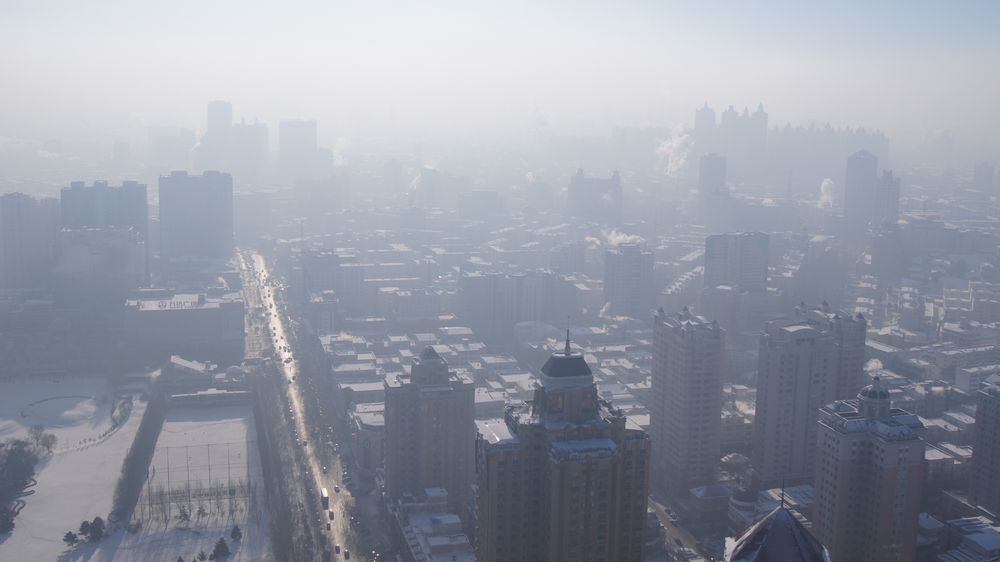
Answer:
top-left (780, 477), bottom-right (786, 508)
top-left (565, 328), bottom-right (571, 355)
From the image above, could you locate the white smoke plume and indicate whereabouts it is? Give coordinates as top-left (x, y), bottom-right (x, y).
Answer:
top-left (655, 125), bottom-right (694, 178)
top-left (598, 301), bottom-right (612, 319)
top-left (602, 229), bottom-right (644, 247)
top-left (818, 178), bottom-right (835, 208)
top-left (597, 301), bottom-right (632, 322)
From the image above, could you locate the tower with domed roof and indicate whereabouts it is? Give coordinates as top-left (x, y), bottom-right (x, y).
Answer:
top-left (475, 335), bottom-right (651, 561)
top-left (812, 377), bottom-right (925, 562)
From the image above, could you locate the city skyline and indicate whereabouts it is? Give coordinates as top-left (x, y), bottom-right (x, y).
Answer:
top-left (2, 3), bottom-right (1000, 562)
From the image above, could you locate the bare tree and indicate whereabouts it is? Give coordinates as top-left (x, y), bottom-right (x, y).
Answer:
top-left (40, 433), bottom-right (57, 453)
top-left (28, 424), bottom-right (45, 448)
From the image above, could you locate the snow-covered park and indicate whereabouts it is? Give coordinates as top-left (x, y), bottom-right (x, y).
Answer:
top-left (0, 375), bottom-right (144, 561)
top-left (0, 379), bottom-right (270, 561)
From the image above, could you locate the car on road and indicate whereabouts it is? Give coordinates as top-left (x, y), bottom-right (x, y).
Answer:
top-left (335, 544), bottom-right (341, 554)
top-left (334, 485), bottom-right (340, 493)
top-left (326, 521), bottom-right (331, 530)
top-left (344, 550), bottom-right (350, 559)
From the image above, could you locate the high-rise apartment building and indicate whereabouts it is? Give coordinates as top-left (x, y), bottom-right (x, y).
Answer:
top-left (384, 346), bottom-right (475, 517)
top-left (813, 378), bottom-right (925, 562)
top-left (704, 232), bottom-right (769, 293)
top-left (693, 103), bottom-right (717, 150)
top-left (844, 149), bottom-right (878, 228)
top-left (458, 269), bottom-right (561, 345)
top-left (60, 180), bottom-right (149, 280)
top-left (718, 104), bottom-right (768, 182)
top-left (194, 101), bottom-right (233, 173)
top-left (651, 307), bottom-right (725, 496)
top-left (970, 381), bottom-right (1000, 515)
top-left (752, 304), bottom-right (867, 489)
top-left (603, 243), bottom-right (654, 319)
top-left (61, 180), bottom-right (148, 234)
top-left (873, 170), bottom-right (900, 227)
top-left (158, 170), bottom-right (234, 261)
top-left (0, 193), bottom-right (59, 289)
top-left (230, 120), bottom-right (269, 182)
top-left (475, 337), bottom-right (651, 561)
top-left (206, 100), bottom-right (233, 135)
top-left (753, 317), bottom-right (838, 488)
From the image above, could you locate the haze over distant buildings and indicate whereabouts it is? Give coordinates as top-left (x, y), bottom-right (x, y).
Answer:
top-left (1, 3), bottom-right (1000, 562)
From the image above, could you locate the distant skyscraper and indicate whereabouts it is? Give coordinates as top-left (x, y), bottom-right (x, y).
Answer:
top-left (279, 119), bottom-right (319, 180)
top-left (704, 232), bottom-right (769, 293)
top-left (973, 162), bottom-right (995, 193)
top-left (699, 153), bottom-right (727, 198)
top-left (970, 382), bottom-right (1000, 515)
top-left (475, 336), bottom-right (651, 561)
top-left (567, 169), bottom-right (622, 223)
top-left (651, 307), bottom-right (725, 496)
top-left (873, 170), bottom-right (900, 226)
top-left (206, 100), bottom-right (233, 135)
top-left (194, 101), bottom-right (234, 173)
top-left (0, 193), bottom-right (59, 289)
top-left (158, 171), bottom-right (234, 261)
top-left (230, 120), bottom-right (269, 182)
top-left (717, 104), bottom-right (768, 182)
top-left (813, 378), bottom-right (925, 562)
top-left (843, 149), bottom-right (878, 227)
top-left (752, 304), bottom-right (867, 489)
top-left (603, 243), bottom-right (654, 318)
top-left (694, 103), bottom-right (717, 151)
top-left (384, 346), bottom-right (475, 517)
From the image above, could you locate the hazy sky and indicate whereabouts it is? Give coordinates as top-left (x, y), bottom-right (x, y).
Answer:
top-left (2, 0), bottom-right (999, 148)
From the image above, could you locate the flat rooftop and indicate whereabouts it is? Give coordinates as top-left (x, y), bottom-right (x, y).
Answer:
top-left (476, 418), bottom-right (517, 445)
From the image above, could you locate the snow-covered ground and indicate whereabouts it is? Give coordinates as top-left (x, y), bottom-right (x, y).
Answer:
top-left (0, 379), bottom-right (270, 562)
top-left (0, 375), bottom-right (145, 561)
top-left (0, 375), bottom-right (121, 448)
top-left (97, 405), bottom-right (271, 562)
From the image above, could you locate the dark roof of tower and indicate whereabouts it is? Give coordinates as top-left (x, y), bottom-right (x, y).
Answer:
top-left (859, 376), bottom-right (890, 400)
top-left (540, 332), bottom-right (592, 378)
top-left (850, 148), bottom-right (876, 160)
top-left (419, 345), bottom-right (442, 361)
top-left (728, 507), bottom-right (829, 562)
